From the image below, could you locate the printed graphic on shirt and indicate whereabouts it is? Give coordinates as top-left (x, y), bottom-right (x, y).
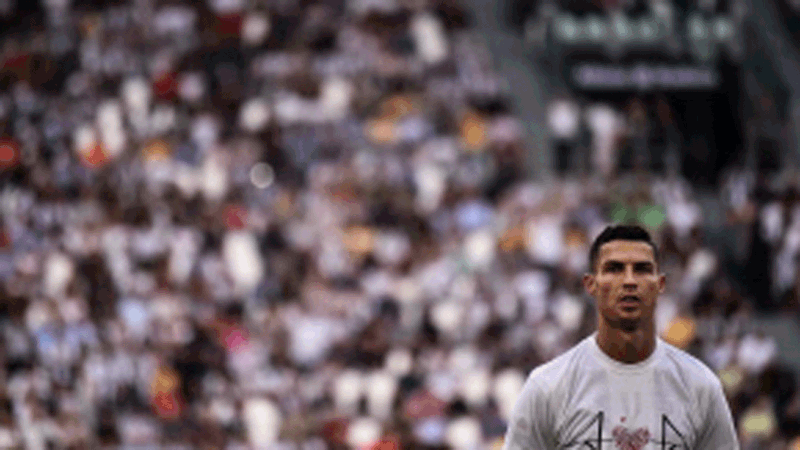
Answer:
top-left (558, 412), bottom-right (688, 450)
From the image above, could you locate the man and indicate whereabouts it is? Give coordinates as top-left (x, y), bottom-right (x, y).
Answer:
top-left (503, 225), bottom-right (740, 449)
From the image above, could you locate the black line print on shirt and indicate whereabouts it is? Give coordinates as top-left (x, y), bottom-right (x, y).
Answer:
top-left (558, 412), bottom-right (688, 450)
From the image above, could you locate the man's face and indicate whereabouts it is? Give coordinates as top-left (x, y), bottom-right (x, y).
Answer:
top-left (583, 240), bottom-right (665, 332)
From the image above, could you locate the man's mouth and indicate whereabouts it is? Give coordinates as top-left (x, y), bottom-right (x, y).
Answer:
top-left (619, 296), bottom-right (641, 308)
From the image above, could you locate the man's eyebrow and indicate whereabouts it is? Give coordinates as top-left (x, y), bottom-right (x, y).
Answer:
top-left (601, 260), bottom-right (624, 267)
top-left (601, 260), bottom-right (655, 267)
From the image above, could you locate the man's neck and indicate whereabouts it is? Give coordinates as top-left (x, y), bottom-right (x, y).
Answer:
top-left (595, 321), bottom-right (657, 364)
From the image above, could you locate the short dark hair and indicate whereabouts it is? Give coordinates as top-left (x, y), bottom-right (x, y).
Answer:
top-left (588, 224), bottom-right (659, 273)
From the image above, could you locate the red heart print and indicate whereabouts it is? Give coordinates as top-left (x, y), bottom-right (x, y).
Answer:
top-left (612, 425), bottom-right (651, 450)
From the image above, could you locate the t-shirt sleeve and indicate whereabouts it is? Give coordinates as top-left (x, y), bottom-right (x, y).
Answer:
top-left (695, 377), bottom-right (740, 450)
top-left (502, 376), bottom-right (555, 450)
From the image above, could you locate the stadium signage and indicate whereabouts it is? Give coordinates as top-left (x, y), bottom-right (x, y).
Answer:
top-left (551, 10), bottom-right (743, 63)
top-left (533, 2), bottom-right (746, 90)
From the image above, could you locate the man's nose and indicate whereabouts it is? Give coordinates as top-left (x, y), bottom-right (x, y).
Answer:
top-left (623, 267), bottom-right (638, 288)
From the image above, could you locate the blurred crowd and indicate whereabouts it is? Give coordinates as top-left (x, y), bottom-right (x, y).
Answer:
top-left (547, 95), bottom-right (686, 177)
top-left (1, 0), bottom-right (800, 449)
top-left (774, 0), bottom-right (800, 51)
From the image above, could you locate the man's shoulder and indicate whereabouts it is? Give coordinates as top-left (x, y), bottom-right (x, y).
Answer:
top-left (526, 336), bottom-right (594, 389)
top-left (658, 339), bottom-right (721, 389)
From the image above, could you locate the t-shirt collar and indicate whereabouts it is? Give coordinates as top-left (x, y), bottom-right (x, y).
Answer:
top-left (589, 331), bottom-right (662, 373)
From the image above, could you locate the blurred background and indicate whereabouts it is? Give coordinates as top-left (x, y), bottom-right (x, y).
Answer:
top-left (0, 0), bottom-right (799, 448)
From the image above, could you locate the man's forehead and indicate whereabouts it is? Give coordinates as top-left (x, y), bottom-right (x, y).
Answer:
top-left (597, 240), bottom-right (656, 262)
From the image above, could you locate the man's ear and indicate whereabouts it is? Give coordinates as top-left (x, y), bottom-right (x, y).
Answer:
top-left (658, 273), bottom-right (666, 294)
top-left (583, 273), bottom-right (596, 297)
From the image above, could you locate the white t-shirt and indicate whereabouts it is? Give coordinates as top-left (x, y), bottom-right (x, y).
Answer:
top-left (503, 333), bottom-right (739, 450)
